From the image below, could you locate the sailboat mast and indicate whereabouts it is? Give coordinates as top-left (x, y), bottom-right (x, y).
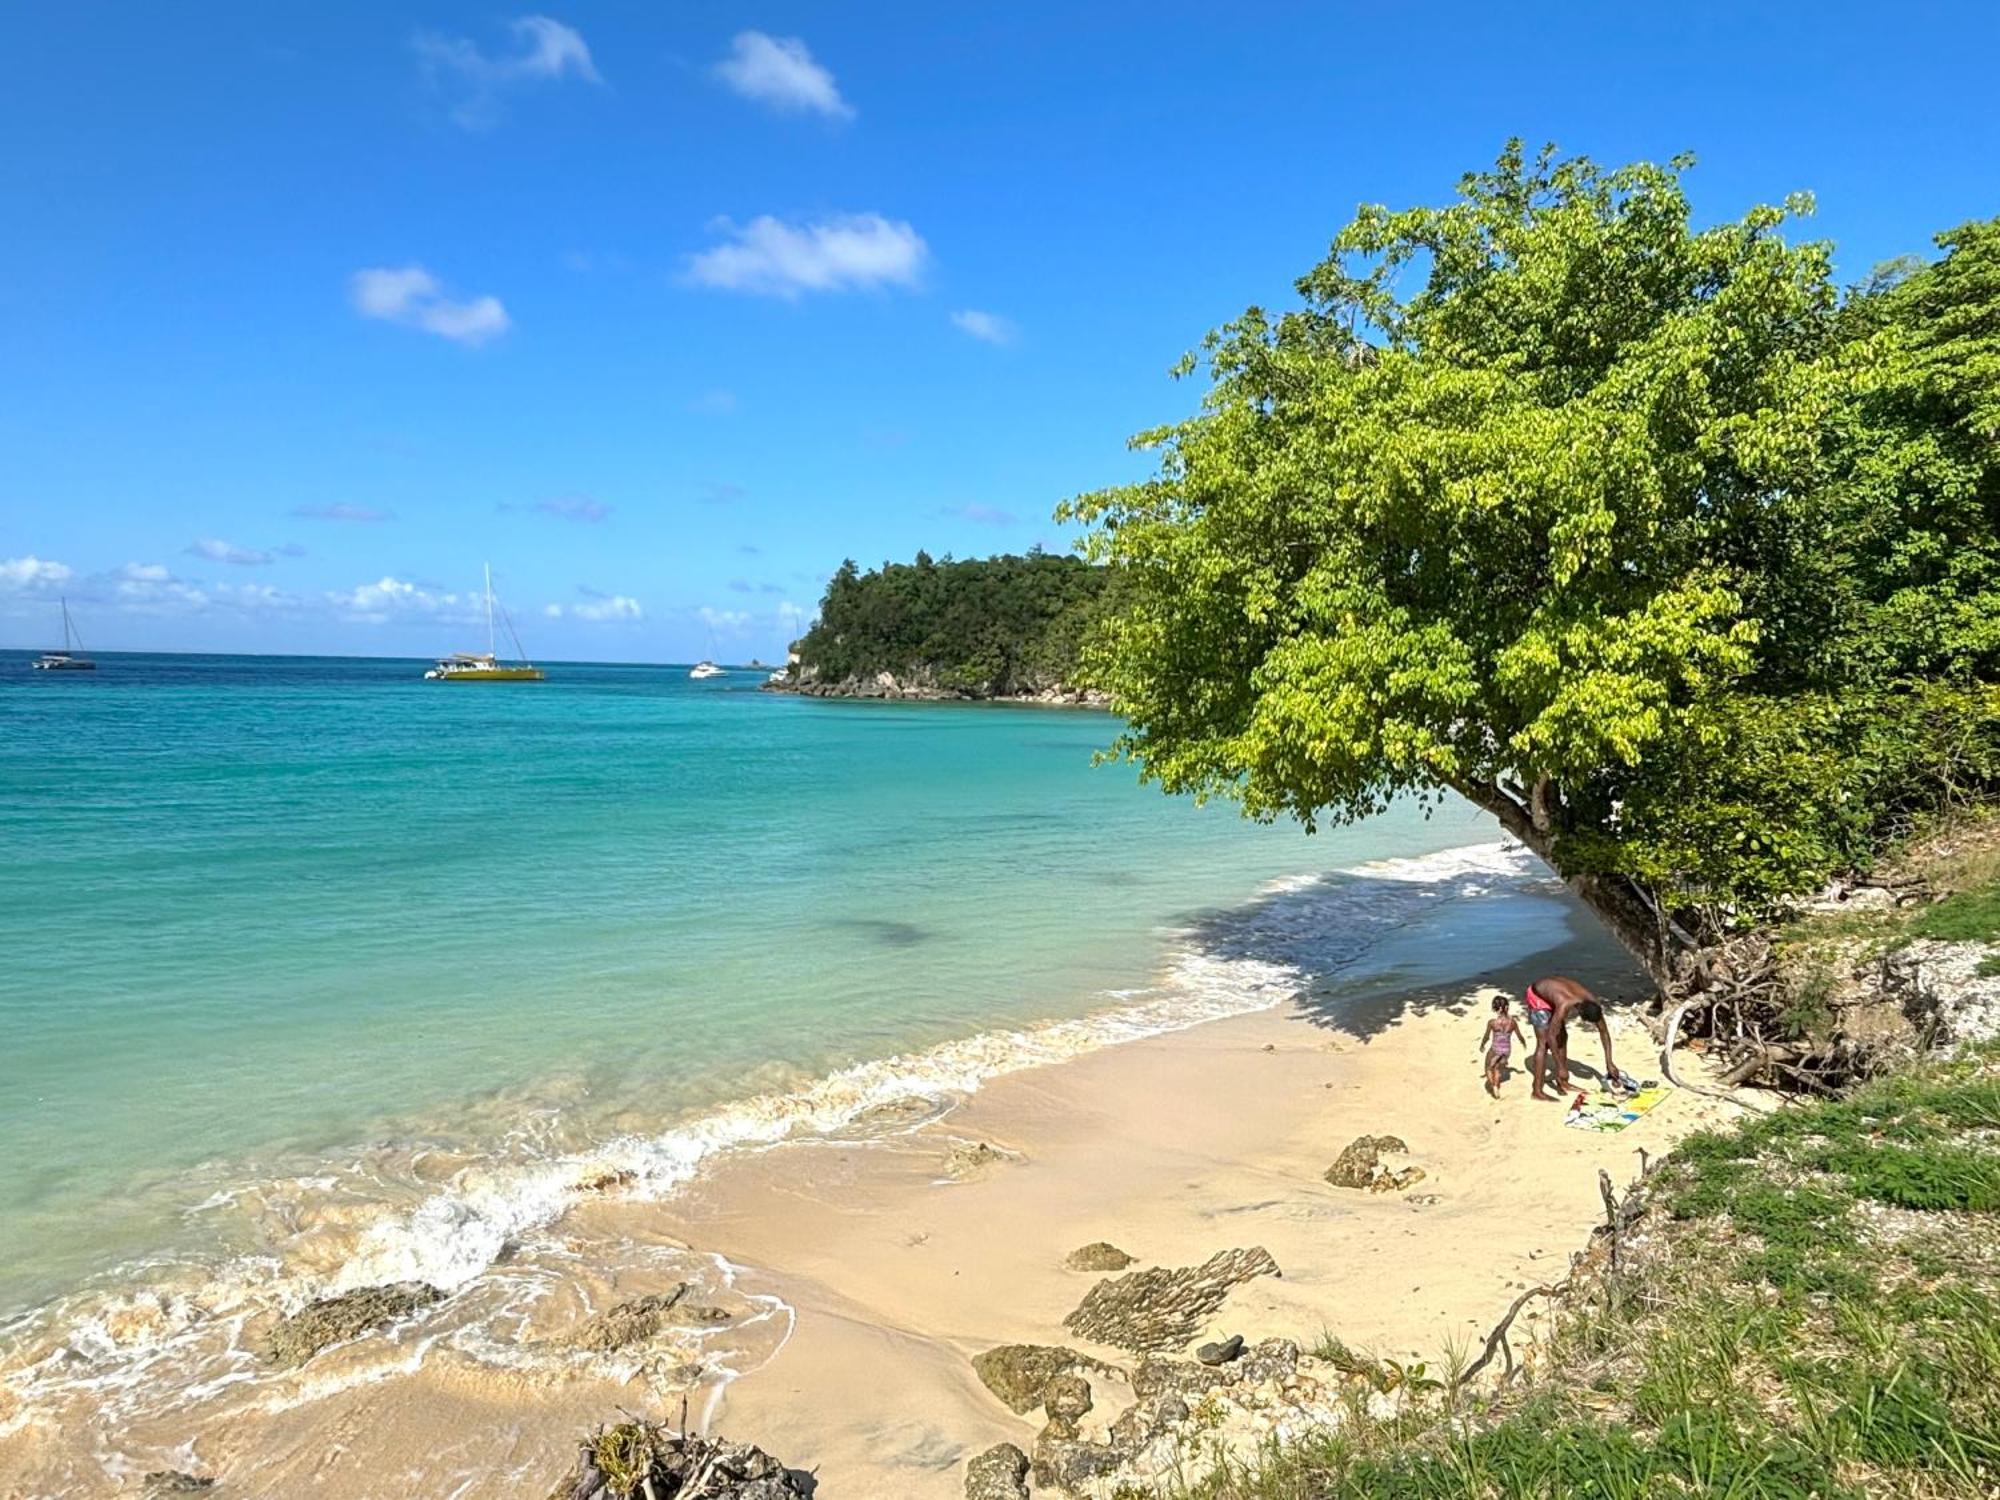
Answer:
top-left (61, 597), bottom-right (72, 652)
top-left (485, 562), bottom-right (496, 658)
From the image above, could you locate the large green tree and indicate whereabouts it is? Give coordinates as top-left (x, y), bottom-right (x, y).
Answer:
top-left (1065, 145), bottom-right (2000, 980)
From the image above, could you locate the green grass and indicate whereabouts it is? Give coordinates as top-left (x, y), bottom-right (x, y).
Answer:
top-left (1906, 881), bottom-right (2000, 944)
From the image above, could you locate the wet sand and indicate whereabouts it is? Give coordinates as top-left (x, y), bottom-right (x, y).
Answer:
top-left (0, 922), bottom-right (1743, 1497)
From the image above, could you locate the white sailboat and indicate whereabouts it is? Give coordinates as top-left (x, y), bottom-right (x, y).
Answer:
top-left (424, 564), bottom-right (546, 681)
top-left (31, 598), bottom-right (95, 671)
top-left (689, 625), bottom-right (727, 679)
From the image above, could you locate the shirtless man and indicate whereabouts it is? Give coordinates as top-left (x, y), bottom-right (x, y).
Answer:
top-left (1526, 976), bottom-right (1624, 1102)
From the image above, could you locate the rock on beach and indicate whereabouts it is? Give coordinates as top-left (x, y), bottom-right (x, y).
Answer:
top-left (261, 1282), bottom-right (444, 1367)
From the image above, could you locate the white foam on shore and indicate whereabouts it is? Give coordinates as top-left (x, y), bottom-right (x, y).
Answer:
top-left (332, 840), bottom-right (1542, 1293)
top-left (2, 839), bottom-right (1547, 1433)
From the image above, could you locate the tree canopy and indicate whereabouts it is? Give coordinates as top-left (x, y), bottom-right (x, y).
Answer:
top-left (793, 550), bottom-right (1116, 695)
top-left (1063, 144), bottom-right (2000, 977)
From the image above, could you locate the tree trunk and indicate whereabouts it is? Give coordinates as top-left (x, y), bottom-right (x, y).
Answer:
top-left (1450, 777), bottom-right (1674, 985)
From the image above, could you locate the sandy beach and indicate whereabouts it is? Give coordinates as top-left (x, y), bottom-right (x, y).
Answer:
top-left (0, 903), bottom-right (1747, 1498)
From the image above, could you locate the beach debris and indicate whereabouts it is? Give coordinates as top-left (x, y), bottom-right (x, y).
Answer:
top-left (963, 1441), bottom-right (1030, 1500)
top-left (261, 1281), bottom-right (443, 1367)
top-left (141, 1473), bottom-right (214, 1496)
top-left (548, 1421), bottom-right (811, 1499)
top-left (1062, 1246), bottom-right (1280, 1354)
top-left (573, 1165), bottom-right (637, 1194)
top-left (941, 1140), bottom-right (1011, 1179)
top-left (1063, 1241), bottom-right (1137, 1272)
top-left (971, 1343), bottom-right (1122, 1414)
top-left (1323, 1134), bottom-right (1426, 1192)
top-left (1196, 1334), bottom-right (1245, 1366)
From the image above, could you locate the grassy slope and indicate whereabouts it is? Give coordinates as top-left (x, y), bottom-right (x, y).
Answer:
top-left (1152, 1052), bottom-right (2000, 1499)
top-left (1145, 848), bottom-right (2000, 1500)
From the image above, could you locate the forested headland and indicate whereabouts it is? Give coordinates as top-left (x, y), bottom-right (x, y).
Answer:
top-left (774, 549), bottom-right (1117, 702)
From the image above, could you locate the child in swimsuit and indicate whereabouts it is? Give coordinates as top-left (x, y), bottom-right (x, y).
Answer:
top-left (1480, 994), bottom-right (1527, 1098)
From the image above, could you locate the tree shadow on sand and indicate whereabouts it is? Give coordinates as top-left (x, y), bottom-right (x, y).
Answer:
top-left (1171, 861), bottom-right (1651, 1052)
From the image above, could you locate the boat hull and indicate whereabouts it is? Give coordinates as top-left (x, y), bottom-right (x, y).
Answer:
top-left (31, 658), bottom-right (96, 671)
top-left (429, 667), bottom-right (546, 681)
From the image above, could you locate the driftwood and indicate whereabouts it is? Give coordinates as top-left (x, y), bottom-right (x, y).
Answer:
top-left (1462, 1148), bottom-right (1666, 1389)
top-left (1657, 928), bottom-right (1871, 1094)
top-left (1458, 1280), bottom-right (1569, 1385)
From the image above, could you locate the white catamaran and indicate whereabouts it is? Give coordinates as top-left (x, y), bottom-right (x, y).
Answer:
top-left (689, 625), bottom-right (727, 679)
top-left (31, 598), bottom-right (95, 671)
top-left (425, 564), bottom-right (546, 681)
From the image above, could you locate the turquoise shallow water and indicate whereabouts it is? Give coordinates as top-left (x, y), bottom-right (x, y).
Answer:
top-left (0, 651), bottom-right (1517, 1319)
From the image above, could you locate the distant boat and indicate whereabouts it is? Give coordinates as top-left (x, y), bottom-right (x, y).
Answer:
top-left (31, 598), bottom-right (96, 671)
top-left (689, 626), bottom-right (727, 679)
top-left (425, 564), bottom-right (546, 682)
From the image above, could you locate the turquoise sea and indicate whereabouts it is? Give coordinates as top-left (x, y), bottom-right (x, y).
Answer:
top-left (0, 652), bottom-right (1554, 1340)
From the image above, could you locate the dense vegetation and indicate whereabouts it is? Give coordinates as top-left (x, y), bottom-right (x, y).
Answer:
top-left (790, 550), bottom-right (1116, 696)
top-left (1063, 143), bottom-right (2000, 978)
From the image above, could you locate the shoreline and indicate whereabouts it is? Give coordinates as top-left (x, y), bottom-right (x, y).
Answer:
top-left (0, 855), bottom-right (1744, 1496)
top-left (762, 674), bottom-right (1111, 708)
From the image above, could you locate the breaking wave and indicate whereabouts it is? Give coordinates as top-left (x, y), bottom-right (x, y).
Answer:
top-left (1, 839), bottom-right (1552, 1445)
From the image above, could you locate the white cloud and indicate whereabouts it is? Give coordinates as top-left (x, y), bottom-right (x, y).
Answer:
top-left (415, 15), bottom-right (601, 129)
top-left (685, 214), bottom-right (927, 299)
top-left (0, 555), bottom-right (73, 591)
top-left (350, 266), bottom-right (511, 346)
top-left (951, 309), bottom-right (1016, 345)
top-left (534, 497), bottom-right (612, 524)
top-left (114, 562), bottom-right (210, 613)
top-left (508, 16), bottom-right (598, 80)
top-left (548, 592), bottom-right (640, 624)
top-left (713, 31), bottom-right (852, 120)
top-left (293, 502), bottom-right (392, 523)
top-left (328, 576), bottom-right (470, 621)
top-left (698, 605), bottom-right (753, 631)
top-left (187, 538), bottom-right (275, 566)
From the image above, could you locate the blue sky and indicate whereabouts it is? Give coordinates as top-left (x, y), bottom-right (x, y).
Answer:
top-left (3, 2), bottom-right (1995, 661)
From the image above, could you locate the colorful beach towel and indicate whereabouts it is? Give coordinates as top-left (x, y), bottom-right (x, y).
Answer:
top-left (1564, 1083), bottom-right (1672, 1132)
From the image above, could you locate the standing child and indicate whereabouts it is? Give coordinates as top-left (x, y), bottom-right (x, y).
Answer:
top-left (1479, 994), bottom-right (1527, 1098)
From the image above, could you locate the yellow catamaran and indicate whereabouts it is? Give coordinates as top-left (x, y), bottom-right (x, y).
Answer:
top-left (425, 564), bottom-right (545, 681)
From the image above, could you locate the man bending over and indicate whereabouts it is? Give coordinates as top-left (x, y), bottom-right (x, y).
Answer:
top-left (1526, 976), bottom-right (1625, 1102)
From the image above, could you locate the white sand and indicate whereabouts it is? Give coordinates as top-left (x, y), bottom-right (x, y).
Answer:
top-left (0, 924), bottom-right (1744, 1497)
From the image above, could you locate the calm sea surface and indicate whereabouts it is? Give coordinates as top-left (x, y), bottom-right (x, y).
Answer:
top-left (0, 652), bottom-right (1531, 1319)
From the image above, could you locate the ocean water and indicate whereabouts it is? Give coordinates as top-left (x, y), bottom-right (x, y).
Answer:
top-left (0, 651), bottom-right (1561, 1366)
